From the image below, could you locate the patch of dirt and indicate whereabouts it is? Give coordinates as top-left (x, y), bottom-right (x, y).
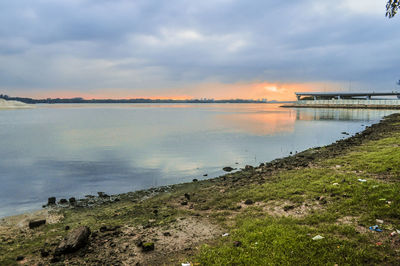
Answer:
top-left (0, 209), bottom-right (63, 231)
top-left (263, 200), bottom-right (320, 218)
top-left (61, 216), bottom-right (222, 265)
top-left (336, 216), bottom-right (368, 234)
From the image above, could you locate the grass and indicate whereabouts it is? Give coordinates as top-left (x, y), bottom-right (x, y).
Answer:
top-left (197, 218), bottom-right (381, 265)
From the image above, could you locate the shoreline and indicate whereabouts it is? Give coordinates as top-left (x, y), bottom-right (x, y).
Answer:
top-left (0, 114), bottom-right (377, 220)
top-left (1, 113), bottom-right (400, 264)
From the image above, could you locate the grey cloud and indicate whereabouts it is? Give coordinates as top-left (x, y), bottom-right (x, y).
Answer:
top-left (0, 0), bottom-right (400, 94)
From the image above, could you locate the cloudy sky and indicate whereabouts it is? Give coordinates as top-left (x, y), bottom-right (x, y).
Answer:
top-left (0, 0), bottom-right (399, 100)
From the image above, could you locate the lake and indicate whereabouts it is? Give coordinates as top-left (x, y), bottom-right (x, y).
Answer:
top-left (0, 103), bottom-right (398, 217)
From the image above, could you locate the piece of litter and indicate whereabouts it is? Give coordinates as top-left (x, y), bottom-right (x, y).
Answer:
top-left (376, 242), bottom-right (383, 246)
top-left (332, 183), bottom-right (339, 186)
top-left (390, 231), bottom-right (397, 237)
top-left (312, 235), bottom-right (324, 240)
top-left (358, 179), bottom-right (367, 182)
top-left (396, 229), bottom-right (400, 234)
top-left (369, 225), bottom-right (383, 232)
top-left (222, 233), bottom-right (229, 237)
top-left (182, 263), bottom-right (191, 266)
top-left (376, 219), bottom-right (384, 224)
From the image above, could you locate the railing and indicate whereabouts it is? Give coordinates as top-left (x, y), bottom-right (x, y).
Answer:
top-left (296, 99), bottom-right (400, 106)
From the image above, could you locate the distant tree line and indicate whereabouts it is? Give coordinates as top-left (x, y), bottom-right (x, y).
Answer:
top-left (0, 94), bottom-right (271, 104)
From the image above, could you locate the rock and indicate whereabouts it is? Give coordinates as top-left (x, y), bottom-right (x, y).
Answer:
top-left (59, 198), bottom-right (68, 204)
top-left (317, 196), bottom-right (327, 204)
top-left (223, 167), bottom-right (234, 172)
top-left (48, 197), bottom-right (56, 205)
top-left (142, 224), bottom-right (151, 229)
top-left (192, 179), bottom-right (198, 182)
top-left (97, 192), bottom-right (109, 198)
top-left (233, 241), bottom-right (242, 247)
top-left (29, 219), bottom-right (46, 229)
top-left (141, 242), bottom-right (154, 252)
top-left (99, 225), bottom-right (120, 232)
top-left (40, 249), bottom-right (49, 258)
top-left (245, 165), bottom-right (254, 171)
top-left (69, 197), bottom-right (76, 204)
top-left (16, 256), bottom-right (24, 261)
top-left (283, 205), bottom-right (295, 211)
top-left (135, 240), bottom-right (143, 247)
top-left (55, 226), bottom-right (91, 255)
top-left (184, 193), bottom-right (191, 200)
top-left (50, 256), bottom-right (61, 263)
top-left (244, 199), bottom-right (254, 205)
top-left (100, 226), bottom-right (108, 232)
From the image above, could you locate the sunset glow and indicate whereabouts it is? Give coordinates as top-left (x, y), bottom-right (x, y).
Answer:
top-left (9, 80), bottom-right (346, 101)
top-left (10, 81), bottom-right (339, 101)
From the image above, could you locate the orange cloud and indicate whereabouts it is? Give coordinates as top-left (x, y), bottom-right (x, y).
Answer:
top-left (189, 81), bottom-right (341, 101)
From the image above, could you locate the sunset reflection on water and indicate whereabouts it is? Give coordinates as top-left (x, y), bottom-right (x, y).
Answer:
top-left (216, 109), bottom-right (296, 135)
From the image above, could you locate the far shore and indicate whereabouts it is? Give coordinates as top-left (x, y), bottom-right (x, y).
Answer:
top-left (0, 99), bottom-right (34, 109)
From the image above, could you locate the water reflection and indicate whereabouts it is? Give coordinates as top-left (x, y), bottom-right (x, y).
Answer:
top-left (0, 103), bottom-right (398, 217)
top-left (295, 108), bottom-right (399, 121)
top-left (216, 111), bottom-right (296, 135)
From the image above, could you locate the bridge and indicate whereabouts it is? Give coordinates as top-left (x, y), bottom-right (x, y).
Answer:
top-left (295, 92), bottom-right (400, 101)
top-left (280, 91), bottom-right (400, 109)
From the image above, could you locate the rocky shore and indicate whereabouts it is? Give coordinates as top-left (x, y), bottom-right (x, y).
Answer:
top-left (1, 113), bottom-right (400, 265)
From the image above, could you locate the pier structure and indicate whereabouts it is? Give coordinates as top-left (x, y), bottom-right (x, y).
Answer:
top-left (284, 92), bottom-right (400, 109)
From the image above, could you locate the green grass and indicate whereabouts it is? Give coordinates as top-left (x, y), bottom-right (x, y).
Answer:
top-left (197, 217), bottom-right (382, 265)
top-left (323, 132), bottom-right (400, 176)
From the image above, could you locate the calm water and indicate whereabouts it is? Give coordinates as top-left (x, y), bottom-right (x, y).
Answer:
top-left (0, 103), bottom-right (398, 217)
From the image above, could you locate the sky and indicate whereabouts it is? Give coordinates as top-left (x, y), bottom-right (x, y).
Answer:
top-left (0, 0), bottom-right (399, 101)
